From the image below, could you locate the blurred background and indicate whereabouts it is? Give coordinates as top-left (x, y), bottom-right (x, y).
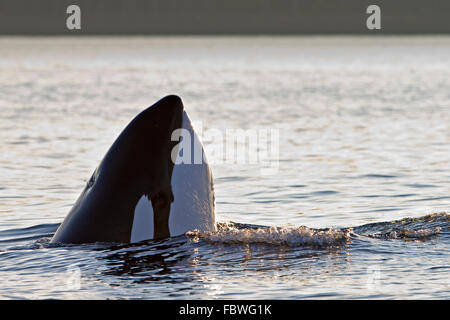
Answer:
top-left (1, 0), bottom-right (450, 35)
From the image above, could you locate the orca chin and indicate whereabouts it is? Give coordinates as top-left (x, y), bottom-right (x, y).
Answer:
top-left (51, 95), bottom-right (216, 244)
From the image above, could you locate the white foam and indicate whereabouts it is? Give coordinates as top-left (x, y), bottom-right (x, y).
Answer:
top-left (373, 227), bottom-right (442, 240)
top-left (186, 222), bottom-right (352, 247)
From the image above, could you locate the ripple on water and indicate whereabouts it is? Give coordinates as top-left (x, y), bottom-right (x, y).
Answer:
top-left (0, 213), bottom-right (447, 299)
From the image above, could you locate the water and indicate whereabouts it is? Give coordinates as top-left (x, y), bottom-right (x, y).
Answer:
top-left (0, 36), bottom-right (449, 299)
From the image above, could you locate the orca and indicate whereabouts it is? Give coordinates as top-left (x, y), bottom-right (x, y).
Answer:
top-left (51, 95), bottom-right (215, 244)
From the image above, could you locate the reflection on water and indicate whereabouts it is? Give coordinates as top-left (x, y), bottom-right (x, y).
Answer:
top-left (0, 36), bottom-right (449, 299)
top-left (0, 213), bottom-right (447, 299)
top-left (98, 238), bottom-right (193, 284)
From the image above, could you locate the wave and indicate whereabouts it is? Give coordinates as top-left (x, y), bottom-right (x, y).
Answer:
top-left (0, 213), bottom-right (447, 249)
top-left (353, 212), bottom-right (448, 240)
top-left (187, 222), bottom-right (352, 247)
top-left (187, 212), bottom-right (448, 247)
top-left (0, 223), bottom-right (58, 244)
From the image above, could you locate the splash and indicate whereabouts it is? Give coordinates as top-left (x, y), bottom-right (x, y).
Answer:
top-left (353, 212), bottom-right (448, 240)
top-left (186, 222), bottom-right (352, 247)
top-left (186, 213), bottom-right (449, 246)
top-left (369, 227), bottom-right (442, 240)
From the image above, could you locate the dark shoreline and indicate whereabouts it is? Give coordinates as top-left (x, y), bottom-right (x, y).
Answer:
top-left (1, 0), bottom-right (449, 35)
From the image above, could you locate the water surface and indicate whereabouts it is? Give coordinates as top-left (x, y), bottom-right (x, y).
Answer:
top-left (0, 36), bottom-right (449, 299)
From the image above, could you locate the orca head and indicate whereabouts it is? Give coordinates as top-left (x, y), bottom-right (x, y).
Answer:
top-left (99, 95), bottom-right (184, 240)
top-left (130, 109), bottom-right (216, 243)
top-left (51, 95), bottom-right (184, 243)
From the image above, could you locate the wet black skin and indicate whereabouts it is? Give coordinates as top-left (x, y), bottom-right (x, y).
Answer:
top-left (51, 95), bottom-right (183, 244)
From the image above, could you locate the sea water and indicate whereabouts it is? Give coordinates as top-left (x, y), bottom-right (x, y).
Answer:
top-left (0, 36), bottom-right (448, 299)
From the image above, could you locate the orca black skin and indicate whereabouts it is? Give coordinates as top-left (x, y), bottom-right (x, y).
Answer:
top-left (51, 95), bottom-right (183, 244)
